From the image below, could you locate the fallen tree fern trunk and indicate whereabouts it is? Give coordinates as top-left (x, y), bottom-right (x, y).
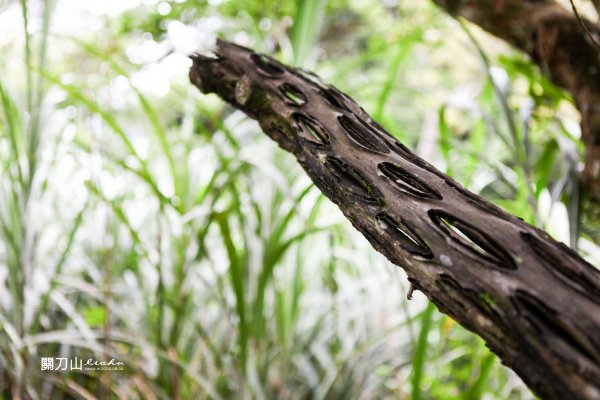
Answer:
top-left (189, 40), bottom-right (600, 400)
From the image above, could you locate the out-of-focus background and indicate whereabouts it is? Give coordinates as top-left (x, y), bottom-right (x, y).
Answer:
top-left (1, 0), bottom-right (599, 398)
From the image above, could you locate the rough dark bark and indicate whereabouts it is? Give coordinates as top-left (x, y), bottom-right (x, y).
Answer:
top-left (431, 0), bottom-right (600, 200)
top-left (189, 40), bottom-right (600, 400)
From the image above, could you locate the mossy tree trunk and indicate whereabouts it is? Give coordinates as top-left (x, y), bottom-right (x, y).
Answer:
top-left (189, 40), bottom-right (600, 400)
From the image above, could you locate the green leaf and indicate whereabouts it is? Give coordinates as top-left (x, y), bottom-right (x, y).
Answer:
top-left (82, 306), bottom-right (107, 328)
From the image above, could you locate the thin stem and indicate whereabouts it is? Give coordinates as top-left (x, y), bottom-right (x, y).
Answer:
top-left (569, 0), bottom-right (600, 50)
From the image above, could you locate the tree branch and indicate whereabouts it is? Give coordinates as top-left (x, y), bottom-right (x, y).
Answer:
top-left (432, 0), bottom-right (600, 200)
top-left (190, 40), bottom-right (600, 400)
top-left (569, 0), bottom-right (600, 49)
top-left (592, 0), bottom-right (600, 17)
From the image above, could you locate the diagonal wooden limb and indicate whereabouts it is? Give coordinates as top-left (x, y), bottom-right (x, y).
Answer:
top-left (189, 40), bottom-right (600, 400)
top-left (432, 0), bottom-right (600, 200)
top-left (593, 0), bottom-right (600, 17)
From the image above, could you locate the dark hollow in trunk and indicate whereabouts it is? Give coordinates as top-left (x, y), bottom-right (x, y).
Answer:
top-left (189, 40), bottom-right (600, 400)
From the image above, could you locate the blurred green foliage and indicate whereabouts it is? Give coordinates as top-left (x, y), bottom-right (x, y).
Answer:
top-left (0, 0), bottom-right (598, 398)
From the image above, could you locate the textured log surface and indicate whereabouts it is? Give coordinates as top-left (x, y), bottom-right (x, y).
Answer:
top-left (432, 0), bottom-right (600, 200)
top-left (189, 40), bottom-right (600, 400)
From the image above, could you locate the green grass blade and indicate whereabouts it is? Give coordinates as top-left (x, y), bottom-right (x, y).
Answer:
top-left (215, 212), bottom-right (248, 374)
top-left (291, 0), bottom-right (327, 67)
top-left (411, 302), bottom-right (436, 400)
top-left (373, 27), bottom-right (423, 121)
top-left (30, 204), bottom-right (86, 334)
top-left (465, 352), bottom-right (496, 400)
top-left (0, 81), bottom-right (26, 191)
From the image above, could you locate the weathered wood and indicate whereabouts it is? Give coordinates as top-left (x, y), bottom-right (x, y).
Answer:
top-left (189, 40), bottom-right (600, 400)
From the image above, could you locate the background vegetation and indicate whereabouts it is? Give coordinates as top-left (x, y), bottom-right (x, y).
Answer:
top-left (1, 0), bottom-right (599, 398)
